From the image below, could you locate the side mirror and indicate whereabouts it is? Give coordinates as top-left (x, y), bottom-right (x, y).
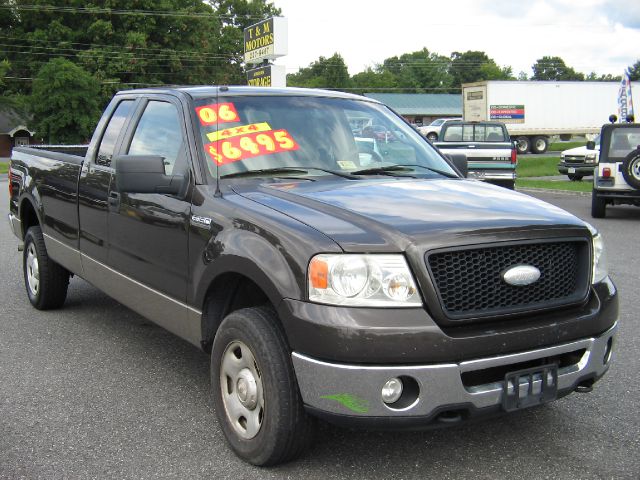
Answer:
top-left (586, 141), bottom-right (596, 150)
top-left (114, 155), bottom-right (186, 196)
top-left (446, 153), bottom-right (468, 178)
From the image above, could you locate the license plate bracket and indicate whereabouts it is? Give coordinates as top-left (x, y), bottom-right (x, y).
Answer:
top-left (502, 364), bottom-right (558, 412)
top-left (568, 167), bottom-right (576, 173)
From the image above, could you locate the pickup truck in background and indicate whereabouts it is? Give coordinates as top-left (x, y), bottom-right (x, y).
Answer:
top-left (434, 120), bottom-right (517, 189)
top-left (8, 87), bottom-right (617, 466)
top-left (558, 135), bottom-right (600, 181)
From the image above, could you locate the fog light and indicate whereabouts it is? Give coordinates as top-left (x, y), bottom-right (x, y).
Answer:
top-left (381, 377), bottom-right (403, 404)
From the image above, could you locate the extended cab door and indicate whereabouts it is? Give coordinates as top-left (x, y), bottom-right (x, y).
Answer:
top-left (106, 96), bottom-right (193, 304)
top-left (79, 97), bottom-right (137, 263)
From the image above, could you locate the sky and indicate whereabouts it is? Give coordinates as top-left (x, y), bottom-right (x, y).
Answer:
top-left (270, 0), bottom-right (640, 78)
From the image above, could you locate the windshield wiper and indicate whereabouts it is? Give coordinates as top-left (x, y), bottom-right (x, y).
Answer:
top-left (350, 165), bottom-right (418, 178)
top-left (221, 166), bottom-right (358, 179)
top-left (393, 164), bottom-right (459, 178)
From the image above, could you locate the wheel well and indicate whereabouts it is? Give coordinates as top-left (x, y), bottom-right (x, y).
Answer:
top-left (20, 199), bottom-right (39, 238)
top-left (201, 273), bottom-right (273, 352)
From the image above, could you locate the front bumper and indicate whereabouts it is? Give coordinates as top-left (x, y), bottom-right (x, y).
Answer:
top-left (292, 323), bottom-right (616, 427)
top-left (558, 163), bottom-right (595, 175)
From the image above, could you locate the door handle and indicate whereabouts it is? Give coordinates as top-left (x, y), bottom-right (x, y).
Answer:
top-left (108, 191), bottom-right (120, 207)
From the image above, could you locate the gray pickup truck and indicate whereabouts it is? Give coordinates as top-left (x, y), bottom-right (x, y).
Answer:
top-left (8, 87), bottom-right (617, 466)
top-left (434, 120), bottom-right (517, 189)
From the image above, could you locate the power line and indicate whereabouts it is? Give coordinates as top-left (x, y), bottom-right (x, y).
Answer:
top-left (0, 4), bottom-right (269, 20)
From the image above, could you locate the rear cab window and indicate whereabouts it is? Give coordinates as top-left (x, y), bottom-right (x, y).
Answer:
top-left (442, 124), bottom-right (506, 142)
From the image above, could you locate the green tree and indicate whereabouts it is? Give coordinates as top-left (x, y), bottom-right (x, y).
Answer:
top-left (585, 72), bottom-right (622, 81)
top-left (627, 60), bottom-right (640, 81)
top-left (350, 67), bottom-right (397, 94)
top-left (449, 51), bottom-right (511, 87)
top-left (30, 58), bottom-right (101, 143)
top-left (287, 53), bottom-right (351, 89)
top-left (379, 48), bottom-right (452, 93)
top-left (532, 56), bottom-right (584, 81)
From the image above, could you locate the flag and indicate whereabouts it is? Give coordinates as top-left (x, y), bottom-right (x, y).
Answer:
top-left (618, 73), bottom-right (634, 122)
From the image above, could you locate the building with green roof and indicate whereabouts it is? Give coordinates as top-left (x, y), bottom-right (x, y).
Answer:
top-left (363, 93), bottom-right (462, 125)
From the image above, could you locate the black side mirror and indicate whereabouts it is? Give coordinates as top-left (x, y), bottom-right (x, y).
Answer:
top-left (586, 141), bottom-right (596, 150)
top-left (114, 155), bottom-right (187, 197)
top-left (445, 153), bottom-right (468, 178)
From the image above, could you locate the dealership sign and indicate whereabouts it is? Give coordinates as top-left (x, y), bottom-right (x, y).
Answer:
top-left (244, 17), bottom-right (288, 64)
top-left (490, 105), bottom-right (525, 123)
top-left (247, 65), bottom-right (286, 88)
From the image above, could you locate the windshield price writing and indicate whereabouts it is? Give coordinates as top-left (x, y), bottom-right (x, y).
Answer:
top-left (195, 103), bottom-right (240, 126)
top-left (205, 130), bottom-right (299, 165)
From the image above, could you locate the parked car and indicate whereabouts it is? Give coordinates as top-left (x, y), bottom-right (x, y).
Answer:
top-left (9, 87), bottom-right (616, 466)
top-left (418, 117), bottom-right (462, 142)
top-left (434, 120), bottom-right (517, 189)
top-left (558, 135), bottom-right (600, 181)
top-left (591, 119), bottom-right (640, 217)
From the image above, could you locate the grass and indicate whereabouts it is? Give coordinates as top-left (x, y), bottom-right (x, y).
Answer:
top-left (548, 141), bottom-right (586, 152)
top-left (0, 161), bottom-right (7, 175)
top-left (516, 156), bottom-right (559, 177)
top-left (516, 178), bottom-right (593, 192)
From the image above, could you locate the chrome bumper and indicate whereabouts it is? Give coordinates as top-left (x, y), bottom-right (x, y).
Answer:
top-left (292, 324), bottom-right (617, 418)
top-left (7, 213), bottom-right (21, 239)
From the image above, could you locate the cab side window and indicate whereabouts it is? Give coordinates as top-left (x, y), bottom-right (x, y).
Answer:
top-left (96, 100), bottom-right (134, 167)
top-left (127, 101), bottom-right (186, 175)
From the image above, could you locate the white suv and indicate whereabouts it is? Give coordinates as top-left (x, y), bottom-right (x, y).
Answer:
top-left (418, 118), bottom-right (462, 142)
top-left (591, 122), bottom-right (640, 218)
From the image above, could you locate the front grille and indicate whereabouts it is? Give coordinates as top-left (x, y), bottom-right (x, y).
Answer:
top-left (426, 240), bottom-right (590, 320)
top-left (564, 155), bottom-right (585, 164)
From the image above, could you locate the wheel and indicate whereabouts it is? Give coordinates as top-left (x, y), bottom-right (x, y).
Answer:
top-left (591, 192), bottom-right (606, 218)
top-left (531, 136), bottom-right (549, 154)
top-left (211, 306), bottom-right (316, 466)
top-left (567, 174), bottom-right (583, 181)
top-left (621, 149), bottom-right (640, 189)
top-left (23, 226), bottom-right (70, 310)
top-left (426, 132), bottom-right (438, 142)
top-left (515, 136), bottom-right (530, 154)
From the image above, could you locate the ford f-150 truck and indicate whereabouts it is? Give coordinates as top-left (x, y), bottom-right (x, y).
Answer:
top-left (8, 87), bottom-right (617, 466)
top-left (434, 120), bottom-right (517, 189)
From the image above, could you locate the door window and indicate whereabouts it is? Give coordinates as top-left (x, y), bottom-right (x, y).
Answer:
top-left (96, 100), bottom-right (134, 167)
top-left (127, 101), bottom-right (186, 175)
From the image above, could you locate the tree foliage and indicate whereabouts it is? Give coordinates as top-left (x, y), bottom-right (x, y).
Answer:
top-left (30, 58), bottom-right (101, 143)
top-left (450, 51), bottom-right (513, 87)
top-left (627, 60), bottom-right (640, 81)
top-left (532, 56), bottom-right (584, 81)
top-left (287, 53), bottom-right (351, 89)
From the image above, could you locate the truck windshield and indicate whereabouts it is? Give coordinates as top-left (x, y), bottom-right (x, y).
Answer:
top-left (193, 96), bottom-right (457, 179)
top-left (607, 128), bottom-right (640, 159)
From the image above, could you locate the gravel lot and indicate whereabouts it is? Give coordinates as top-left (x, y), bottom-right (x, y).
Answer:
top-left (1, 185), bottom-right (639, 479)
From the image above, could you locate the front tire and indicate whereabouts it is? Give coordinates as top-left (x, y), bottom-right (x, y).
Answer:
top-left (211, 306), bottom-right (315, 466)
top-left (23, 226), bottom-right (70, 310)
top-left (567, 173), bottom-right (583, 181)
top-left (591, 192), bottom-right (606, 218)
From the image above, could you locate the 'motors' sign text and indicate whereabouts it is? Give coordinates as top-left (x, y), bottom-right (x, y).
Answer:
top-left (244, 17), bottom-right (288, 64)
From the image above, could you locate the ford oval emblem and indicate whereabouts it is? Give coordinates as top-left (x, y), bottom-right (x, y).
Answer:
top-left (502, 265), bottom-right (541, 286)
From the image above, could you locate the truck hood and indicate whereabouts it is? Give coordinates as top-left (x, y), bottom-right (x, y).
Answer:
top-left (233, 178), bottom-right (587, 251)
top-left (562, 145), bottom-right (600, 156)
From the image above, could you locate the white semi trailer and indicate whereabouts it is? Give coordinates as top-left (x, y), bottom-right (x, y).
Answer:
top-left (462, 80), bottom-right (638, 154)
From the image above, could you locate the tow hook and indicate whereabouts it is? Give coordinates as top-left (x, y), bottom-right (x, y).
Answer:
top-left (575, 379), bottom-right (594, 393)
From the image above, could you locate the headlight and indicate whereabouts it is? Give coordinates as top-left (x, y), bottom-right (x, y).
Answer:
top-left (592, 234), bottom-right (608, 283)
top-left (585, 153), bottom-right (597, 164)
top-left (308, 254), bottom-right (421, 307)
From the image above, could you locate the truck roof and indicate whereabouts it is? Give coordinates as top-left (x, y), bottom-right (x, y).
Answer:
top-left (116, 86), bottom-right (377, 103)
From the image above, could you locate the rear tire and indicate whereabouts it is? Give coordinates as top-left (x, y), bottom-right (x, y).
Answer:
top-left (515, 136), bottom-right (530, 154)
top-left (531, 136), bottom-right (549, 154)
top-left (591, 192), bottom-right (606, 218)
top-left (493, 180), bottom-right (515, 190)
top-left (426, 132), bottom-right (438, 142)
top-left (23, 226), bottom-right (70, 310)
top-left (211, 306), bottom-right (316, 466)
